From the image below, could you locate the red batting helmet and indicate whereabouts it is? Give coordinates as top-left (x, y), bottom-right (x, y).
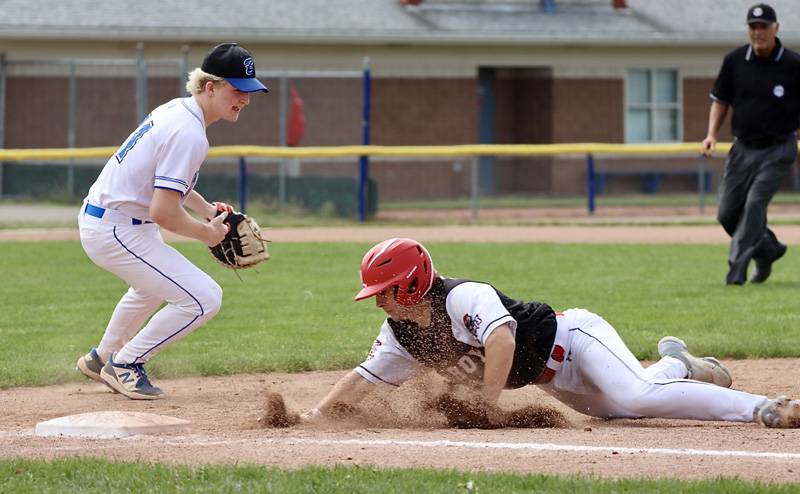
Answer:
top-left (355, 238), bottom-right (437, 306)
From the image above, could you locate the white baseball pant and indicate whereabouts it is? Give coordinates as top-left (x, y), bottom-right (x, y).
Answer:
top-left (541, 309), bottom-right (766, 422)
top-left (78, 207), bottom-right (222, 365)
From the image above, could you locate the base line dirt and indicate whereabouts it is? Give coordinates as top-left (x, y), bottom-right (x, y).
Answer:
top-left (1, 359), bottom-right (799, 483)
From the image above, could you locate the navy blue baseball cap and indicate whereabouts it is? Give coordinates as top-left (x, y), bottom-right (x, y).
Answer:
top-left (747, 4), bottom-right (777, 25)
top-left (202, 43), bottom-right (269, 93)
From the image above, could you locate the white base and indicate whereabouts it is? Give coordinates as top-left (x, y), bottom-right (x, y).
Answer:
top-left (35, 411), bottom-right (190, 438)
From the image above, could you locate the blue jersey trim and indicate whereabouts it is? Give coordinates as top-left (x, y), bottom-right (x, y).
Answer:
top-left (155, 176), bottom-right (189, 187)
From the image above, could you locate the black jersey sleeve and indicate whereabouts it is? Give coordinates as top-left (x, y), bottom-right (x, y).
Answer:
top-left (710, 52), bottom-right (735, 105)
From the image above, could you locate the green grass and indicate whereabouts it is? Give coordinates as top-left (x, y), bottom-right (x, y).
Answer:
top-left (1, 458), bottom-right (797, 493)
top-left (2, 241), bottom-right (800, 389)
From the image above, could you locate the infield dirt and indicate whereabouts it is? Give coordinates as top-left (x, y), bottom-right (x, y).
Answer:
top-left (1, 358), bottom-right (799, 483)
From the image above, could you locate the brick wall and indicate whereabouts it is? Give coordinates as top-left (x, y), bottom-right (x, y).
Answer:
top-left (368, 78), bottom-right (477, 200)
top-left (548, 78), bottom-right (624, 195)
top-left (3, 73), bottom-right (749, 201)
top-left (683, 77), bottom-right (733, 143)
top-left (6, 77), bottom-right (71, 148)
top-left (553, 78), bottom-right (624, 143)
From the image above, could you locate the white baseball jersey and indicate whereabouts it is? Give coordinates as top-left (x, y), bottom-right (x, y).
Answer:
top-left (356, 281), bottom-right (517, 386)
top-left (86, 97), bottom-right (208, 220)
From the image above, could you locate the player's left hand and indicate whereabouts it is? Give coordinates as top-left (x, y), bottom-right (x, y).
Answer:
top-left (208, 211), bottom-right (270, 269)
top-left (299, 408), bottom-right (322, 424)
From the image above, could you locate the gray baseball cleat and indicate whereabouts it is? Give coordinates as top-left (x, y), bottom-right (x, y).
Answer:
top-left (657, 336), bottom-right (733, 388)
top-left (76, 348), bottom-right (105, 383)
top-left (756, 396), bottom-right (800, 428)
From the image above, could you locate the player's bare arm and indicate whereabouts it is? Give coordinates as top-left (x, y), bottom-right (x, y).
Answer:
top-left (150, 188), bottom-right (228, 246)
top-left (482, 323), bottom-right (516, 403)
top-left (183, 189), bottom-right (235, 220)
top-left (302, 370), bottom-right (377, 422)
top-left (183, 189), bottom-right (217, 220)
top-left (702, 101), bottom-right (729, 156)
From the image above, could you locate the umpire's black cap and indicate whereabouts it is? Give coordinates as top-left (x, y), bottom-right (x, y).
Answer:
top-left (747, 4), bottom-right (777, 25)
top-left (202, 43), bottom-right (269, 93)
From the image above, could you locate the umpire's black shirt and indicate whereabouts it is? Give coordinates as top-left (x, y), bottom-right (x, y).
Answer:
top-left (711, 38), bottom-right (800, 141)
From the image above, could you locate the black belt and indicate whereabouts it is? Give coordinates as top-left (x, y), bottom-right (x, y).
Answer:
top-left (738, 133), bottom-right (792, 149)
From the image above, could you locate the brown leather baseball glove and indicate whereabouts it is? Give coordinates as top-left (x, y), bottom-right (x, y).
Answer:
top-left (209, 211), bottom-right (269, 269)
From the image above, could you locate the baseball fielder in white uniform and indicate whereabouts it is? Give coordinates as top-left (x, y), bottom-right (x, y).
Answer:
top-left (302, 238), bottom-right (800, 428)
top-left (76, 43), bottom-right (269, 400)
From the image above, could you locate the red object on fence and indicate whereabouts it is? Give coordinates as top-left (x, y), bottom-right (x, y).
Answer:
top-left (287, 87), bottom-right (306, 147)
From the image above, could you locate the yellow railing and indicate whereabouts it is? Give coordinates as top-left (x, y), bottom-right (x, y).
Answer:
top-left (0, 142), bottom-right (730, 161)
top-left (0, 142), bottom-right (733, 219)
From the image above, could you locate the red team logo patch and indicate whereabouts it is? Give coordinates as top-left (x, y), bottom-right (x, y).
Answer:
top-left (462, 313), bottom-right (482, 338)
top-left (550, 344), bottom-right (566, 363)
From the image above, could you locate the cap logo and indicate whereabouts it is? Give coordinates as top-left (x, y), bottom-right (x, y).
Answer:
top-left (774, 84), bottom-right (785, 98)
top-left (243, 57), bottom-right (255, 77)
top-left (753, 7), bottom-right (763, 17)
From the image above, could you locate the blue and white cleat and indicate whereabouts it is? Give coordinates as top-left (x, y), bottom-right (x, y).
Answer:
top-left (100, 353), bottom-right (164, 400)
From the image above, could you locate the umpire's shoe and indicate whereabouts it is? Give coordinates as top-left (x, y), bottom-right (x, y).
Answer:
top-left (757, 396), bottom-right (800, 428)
top-left (76, 348), bottom-right (105, 383)
top-left (657, 336), bottom-right (733, 388)
top-left (725, 260), bottom-right (748, 285)
top-left (100, 353), bottom-right (163, 400)
top-left (751, 242), bottom-right (787, 284)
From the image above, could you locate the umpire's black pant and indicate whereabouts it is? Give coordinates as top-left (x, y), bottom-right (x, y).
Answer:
top-left (717, 133), bottom-right (796, 284)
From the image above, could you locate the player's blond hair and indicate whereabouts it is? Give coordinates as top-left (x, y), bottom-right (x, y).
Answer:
top-left (185, 68), bottom-right (225, 95)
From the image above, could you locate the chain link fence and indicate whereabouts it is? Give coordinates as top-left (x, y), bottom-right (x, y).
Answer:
top-left (0, 48), bottom-right (366, 216)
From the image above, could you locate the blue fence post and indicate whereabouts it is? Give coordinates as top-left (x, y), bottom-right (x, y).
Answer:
top-left (357, 57), bottom-right (371, 222)
top-left (586, 153), bottom-right (596, 215)
top-left (238, 156), bottom-right (247, 214)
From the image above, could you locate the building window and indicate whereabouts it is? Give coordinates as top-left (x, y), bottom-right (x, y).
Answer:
top-left (625, 69), bottom-right (681, 143)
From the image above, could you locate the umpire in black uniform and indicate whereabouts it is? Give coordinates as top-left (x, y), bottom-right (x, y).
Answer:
top-left (702, 3), bottom-right (800, 285)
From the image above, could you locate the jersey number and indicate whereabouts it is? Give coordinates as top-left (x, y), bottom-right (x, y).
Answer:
top-left (115, 120), bottom-right (154, 164)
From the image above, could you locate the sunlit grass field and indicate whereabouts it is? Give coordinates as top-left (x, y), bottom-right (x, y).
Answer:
top-left (2, 240), bottom-right (799, 389)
